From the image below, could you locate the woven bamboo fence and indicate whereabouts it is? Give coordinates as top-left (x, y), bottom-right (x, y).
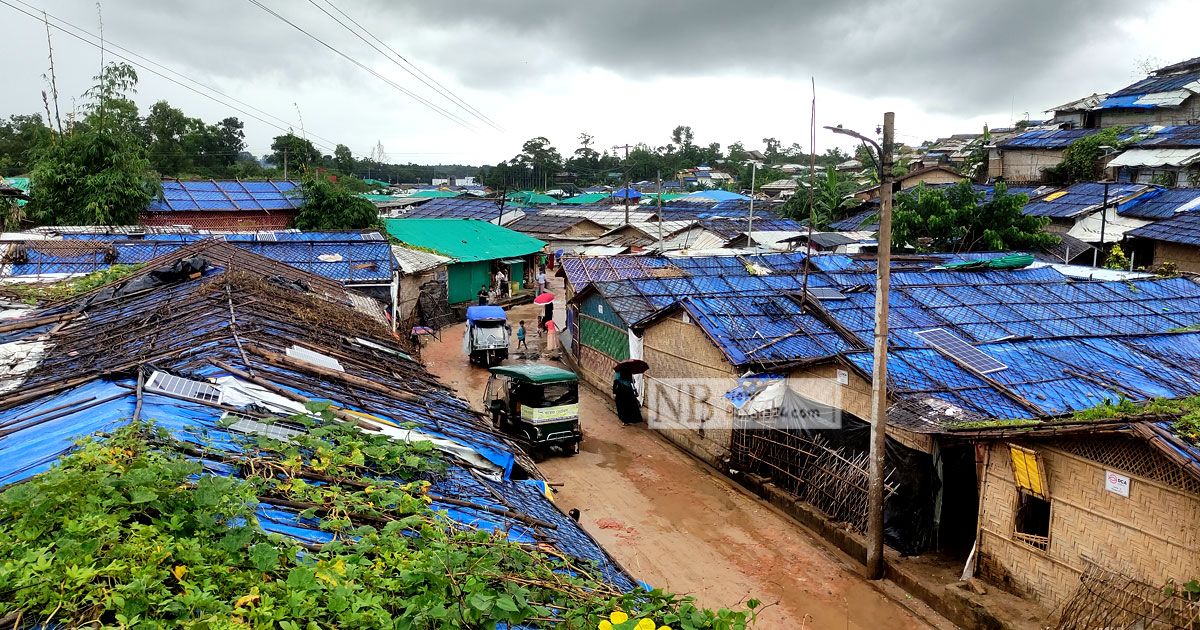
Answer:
top-left (732, 419), bottom-right (895, 533)
top-left (1058, 561), bottom-right (1200, 629)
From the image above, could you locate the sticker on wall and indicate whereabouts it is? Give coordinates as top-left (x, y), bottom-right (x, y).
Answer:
top-left (1104, 470), bottom-right (1130, 497)
top-left (836, 369), bottom-right (849, 386)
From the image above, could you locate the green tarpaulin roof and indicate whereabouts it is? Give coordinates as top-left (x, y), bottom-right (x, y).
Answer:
top-left (384, 218), bottom-right (545, 262)
top-left (489, 364), bottom-right (578, 383)
top-left (3, 177), bottom-right (29, 206)
top-left (560, 193), bottom-right (611, 205)
top-left (409, 190), bottom-right (464, 198)
top-left (362, 178), bottom-right (391, 188)
top-left (507, 191), bottom-right (559, 205)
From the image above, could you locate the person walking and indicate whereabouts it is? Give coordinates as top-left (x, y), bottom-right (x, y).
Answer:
top-left (612, 369), bottom-right (643, 425)
top-left (536, 267), bottom-right (547, 294)
top-left (477, 285), bottom-right (489, 306)
top-left (516, 320), bottom-right (528, 350)
top-left (544, 319), bottom-right (558, 352)
top-left (494, 268), bottom-right (506, 298)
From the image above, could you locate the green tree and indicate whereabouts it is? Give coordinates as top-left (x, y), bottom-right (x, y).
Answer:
top-left (144, 100), bottom-right (200, 175)
top-left (762, 137), bottom-right (782, 162)
top-left (1043, 127), bottom-right (1126, 184)
top-left (671, 125), bottom-right (694, 148)
top-left (333, 144), bottom-right (355, 174)
top-left (784, 169), bottom-right (857, 229)
top-left (0, 114), bottom-right (53, 176)
top-left (269, 133), bottom-right (321, 173)
top-left (726, 141), bottom-right (749, 164)
top-left (509, 136), bottom-right (562, 188)
top-left (292, 171), bottom-right (379, 230)
top-left (28, 63), bottom-right (157, 226)
top-left (891, 181), bottom-right (1058, 252)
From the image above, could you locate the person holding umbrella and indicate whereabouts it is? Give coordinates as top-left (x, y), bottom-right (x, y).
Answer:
top-left (612, 359), bottom-right (649, 426)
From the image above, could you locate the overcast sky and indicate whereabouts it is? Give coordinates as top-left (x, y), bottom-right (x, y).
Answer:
top-left (3, 0), bottom-right (1197, 167)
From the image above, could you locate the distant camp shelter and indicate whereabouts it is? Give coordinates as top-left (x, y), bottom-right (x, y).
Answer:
top-left (384, 218), bottom-right (546, 304)
top-left (143, 179), bottom-right (302, 230)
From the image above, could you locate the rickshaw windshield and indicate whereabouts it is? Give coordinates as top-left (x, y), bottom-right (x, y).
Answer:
top-left (523, 382), bottom-right (578, 408)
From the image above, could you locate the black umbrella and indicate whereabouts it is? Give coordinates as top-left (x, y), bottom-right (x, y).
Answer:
top-left (614, 359), bottom-right (649, 375)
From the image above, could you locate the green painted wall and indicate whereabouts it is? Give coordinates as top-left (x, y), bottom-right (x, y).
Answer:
top-left (448, 260), bottom-right (492, 304)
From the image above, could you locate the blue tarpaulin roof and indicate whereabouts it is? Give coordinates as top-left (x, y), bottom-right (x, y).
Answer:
top-left (1101, 70), bottom-right (1200, 109)
top-left (403, 197), bottom-right (506, 220)
top-left (685, 189), bottom-right (751, 202)
top-left (1126, 209), bottom-right (1200, 245)
top-left (466, 305), bottom-right (506, 322)
top-left (0, 240), bottom-right (635, 591)
top-left (2, 235), bottom-right (397, 283)
top-left (149, 179), bottom-right (301, 212)
top-left (1022, 182), bottom-right (1157, 218)
top-left (1118, 187), bottom-right (1200, 219)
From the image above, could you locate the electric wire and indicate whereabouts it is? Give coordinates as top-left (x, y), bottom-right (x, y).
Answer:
top-left (315, 0), bottom-right (502, 131)
top-left (8, 0), bottom-right (343, 151)
top-left (0, 0), bottom-right (340, 154)
top-left (243, 0), bottom-right (476, 131)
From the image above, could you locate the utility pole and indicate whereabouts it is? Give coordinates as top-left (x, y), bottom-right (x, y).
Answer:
top-left (614, 144), bottom-right (633, 226)
top-left (1097, 180), bottom-right (1111, 267)
top-left (747, 163), bottom-right (757, 248)
top-left (283, 146), bottom-right (289, 180)
top-left (657, 171), bottom-right (664, 246)
top-left (866, 112), bottom-right (895, 580)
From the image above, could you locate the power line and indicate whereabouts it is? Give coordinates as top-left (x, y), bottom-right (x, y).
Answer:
top-left (7, 0), bottom-right (343, 151)
top-left (315, 0), bottom-right (502, 131)
top-left (243, 0), bottom-right (476, 132)
top-left (0, 0), bottom-right (340, 154)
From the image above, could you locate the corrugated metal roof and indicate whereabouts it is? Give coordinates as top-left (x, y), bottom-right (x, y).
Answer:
top-left (390, 245), bottom-right (451, 274)
top-left (384, 218), bottom-right (545, 262)
top-left (1109, 148), bottom-right (1200, 168)
top-left (505, 214), bottom-right (602, 235)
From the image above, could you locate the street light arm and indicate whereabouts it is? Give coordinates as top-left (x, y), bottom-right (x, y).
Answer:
top-left (824, 125), bottom-right (882, 156)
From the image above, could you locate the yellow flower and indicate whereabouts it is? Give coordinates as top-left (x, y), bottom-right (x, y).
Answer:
top-left (598, 622), bottom-right (613, 630)
top-left (609, 612), bottom-right (629, 624)
top-left (636, 620), bottom-right (655, 630)
top-left (659, 626), bottom-right (673, 630)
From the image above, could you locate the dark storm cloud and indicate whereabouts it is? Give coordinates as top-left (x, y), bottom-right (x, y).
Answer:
top-left (357, 0), bottom-right (1164, 113)
top-left (25, 0), bottom-right (1168, 116)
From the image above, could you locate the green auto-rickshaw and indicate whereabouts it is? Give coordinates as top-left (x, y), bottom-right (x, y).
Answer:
top-left (485, 364), bottom-right (582, 456)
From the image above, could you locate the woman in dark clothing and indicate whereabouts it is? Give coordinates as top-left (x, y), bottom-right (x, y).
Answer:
top-left (612, 370), bottom-right (643, 425)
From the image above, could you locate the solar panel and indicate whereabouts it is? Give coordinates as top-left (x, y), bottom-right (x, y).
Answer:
top-left (256, 232), bottom-right (278, 242)
top-left (915, 328), bottom-right (1008, 374)
top-left (222, 413), bottom-right (304, 441)
top-left (806, 287), bottom-right (847, 300)
top-left (286, 345), bottom-right (345, 372)
top-left (145, 371), bottom-right (222, 403)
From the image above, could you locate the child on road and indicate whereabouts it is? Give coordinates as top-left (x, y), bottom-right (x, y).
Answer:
top-left (516, 320), bottom-right (528, 350)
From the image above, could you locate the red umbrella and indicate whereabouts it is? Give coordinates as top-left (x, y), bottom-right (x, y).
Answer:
top-left (533, 292), bottom-right (555, 305)
top-left (614, 359), bottom-right (649, 374)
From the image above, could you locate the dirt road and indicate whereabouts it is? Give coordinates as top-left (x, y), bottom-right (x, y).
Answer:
top-left (423, 287), bottom-right (949, 629)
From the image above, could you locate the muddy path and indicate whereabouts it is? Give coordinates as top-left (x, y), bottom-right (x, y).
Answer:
top-left (421, 281), bottom-right (950, 629)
